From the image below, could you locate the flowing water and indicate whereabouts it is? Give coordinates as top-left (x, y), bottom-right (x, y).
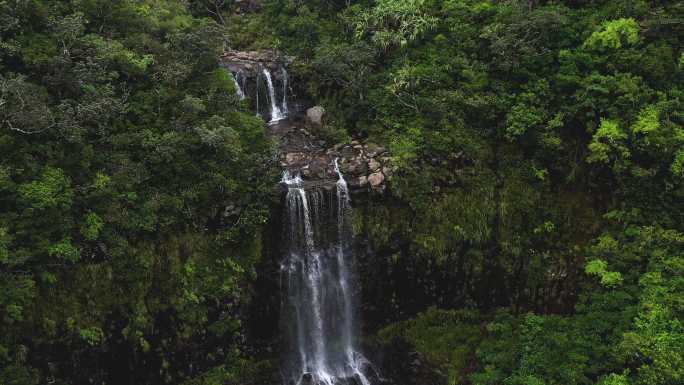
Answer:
top-left (256, 70), bottom-right (261, 117)
top-left (282, 67), bottom-right (289, 116)
top-left (230, 72), bottom-right (246, 100)
top-left (280, 162), bottom-right (373, 385)
top-left (263, 68), bottom-right (286, 123)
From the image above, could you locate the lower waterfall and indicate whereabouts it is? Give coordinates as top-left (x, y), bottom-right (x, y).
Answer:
top-left (280, 162), bottom-right (374, 385)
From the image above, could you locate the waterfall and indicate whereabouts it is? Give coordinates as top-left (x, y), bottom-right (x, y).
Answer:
top-left (280, 165), bottom-right (373, 385)
top-left (256, 71), bottom-right (261, 117)
top-left (282, 67), bottom-right (289, 117)
top-left (230, 72), bottom-right (245, 100)
top-left (228, 65), bottom-right (288, 122)
top-left (263, 68), bottom-right (286, 123)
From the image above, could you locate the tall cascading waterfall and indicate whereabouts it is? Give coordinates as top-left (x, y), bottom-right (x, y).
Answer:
top-left (280, 161), bottom-right (374, 385)
top-left (263, 67), bottom-right (287, 123)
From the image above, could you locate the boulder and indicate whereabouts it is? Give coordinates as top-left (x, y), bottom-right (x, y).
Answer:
top-left (306, 106), bottom-right (326, 127)
top-left (350, 175), bottom-right (368, 188)
top-left (308, 156), bottom-right (330, 179)
top-left (346, 158), bottom-right (368, 175)
top-left (285, 152), bottom-right (307, 165)
top-left (368, 159), bottom-right (381, 172)
top-left (368, 172), bottom-right (385, 188)
top-left (340, 145), bottom-right (356, 158)
top-left (366, 144), bottom-right (387, 157)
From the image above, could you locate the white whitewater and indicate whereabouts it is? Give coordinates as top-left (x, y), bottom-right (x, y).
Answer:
top-left (230, 72), bottom-right (246, 100)
top-left (263, 68), bottom-right (286, 123)
top-left (282, 67), bottom-right (289, 117)
top-left (281, 164), bottom-right (373, 385)
top-left (256, 71), bottom-right (261, 117)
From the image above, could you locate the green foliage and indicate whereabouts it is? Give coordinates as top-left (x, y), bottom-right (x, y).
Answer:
top-left (389, 128), bottom-right (422, 169)
top-left (672, 149), bottom-right (684, 177)
top-left (379, 308), bottom-right (483, 385)
top-left (80, 213), bottom-right (104, 241)
top-left (0, 275), bottom-right (36, 323)
top-left (506, 103), bottom-right (544, 140)
top-left (262, 1), bottom-right (684, 385)
top-left (597, 373), bottom-right (629, 385)
top-left (0, 227), bottom-right (10, 264)
top-left (78, 326), bottom-right (104, 346)
top-left (631, 105), bottom-right (660, 135)
top-left (182, 353), bottom-right (275, 385)
top-left (584, 18), bottom-right (640, 51)
top-left (47, 238), bottom-right (80, 263)
top-left (18, 168), bottom-right (73, 210)
top-left (615, 227), bottom-right (684, 384)
top-left (3, 0), bottom-right (684, 384)
top-left (0, 0), bottom-right (276, 383)
top-left (0, 364), bottom-right (39, 385)
top-left (471, 311), bottom-right (596, 385)
top-left (587, 119), bottom-right (629, 164)
top-left (350, 0), bottom-right (438, 50)
top-left (586, 259), bottom-right (623, 288)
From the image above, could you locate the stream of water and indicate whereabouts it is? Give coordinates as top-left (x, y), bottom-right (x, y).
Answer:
top-left (280, 164), bottom-right (373, 385)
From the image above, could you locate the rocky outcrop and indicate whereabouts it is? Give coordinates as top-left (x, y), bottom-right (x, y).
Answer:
top-left (276, 121), bottom-right (393, 192)
top-left (333, 141), bottom-right (393, 191)
top-left (220, 50), bottom-right (293, 78)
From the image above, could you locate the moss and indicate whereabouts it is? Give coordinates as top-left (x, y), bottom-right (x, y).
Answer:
top-left (378, 308), bottom-right (483, 385)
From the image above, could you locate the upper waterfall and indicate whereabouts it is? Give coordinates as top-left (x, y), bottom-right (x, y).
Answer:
top-left (263, 68), bottom-right (287, 123)
top-left (219, 50), bottom-right (291, 123)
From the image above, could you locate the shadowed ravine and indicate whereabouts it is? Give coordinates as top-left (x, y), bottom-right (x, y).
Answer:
top-left (279, 161), bottom-right (376, 385)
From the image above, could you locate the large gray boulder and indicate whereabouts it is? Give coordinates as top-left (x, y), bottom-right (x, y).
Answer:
top-left (368, 171), bottom-right (385, 188)
top-left (306, 106), bottom-right (326, 127)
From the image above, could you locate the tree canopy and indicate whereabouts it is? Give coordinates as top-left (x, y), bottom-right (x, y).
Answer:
top-left (2, 0), bottom-right (684, 384)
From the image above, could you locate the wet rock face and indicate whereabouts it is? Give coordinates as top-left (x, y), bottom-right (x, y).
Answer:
top-left (333, 141), bottom-right (393, 191)
top-left (275, 120), bottom-right (393, 192)
top-left (220, 49), bottom-right (292, 77)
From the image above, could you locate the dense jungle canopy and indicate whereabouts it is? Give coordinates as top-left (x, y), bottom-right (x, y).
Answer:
top-left (1, 1), bottom-right (683, 385)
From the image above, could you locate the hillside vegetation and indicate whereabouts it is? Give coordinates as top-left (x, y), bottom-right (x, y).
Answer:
top-left (1, 1), bottom-right (684, 385)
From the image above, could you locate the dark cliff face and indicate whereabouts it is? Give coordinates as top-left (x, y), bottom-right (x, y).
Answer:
top-left (248, 191), bottom-right (460, 385)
